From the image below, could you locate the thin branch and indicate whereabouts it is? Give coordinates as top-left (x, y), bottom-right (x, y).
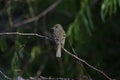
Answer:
top-left (0, 70), bottom-right (70, 80)
top-left (69, 40), bottom-right (85, 71)
top-left (0, 71), bottom-right (12, 80)
top-left (62, 48), bottom-right (115, 80)
top-left (13, 0), bottom-right (62, 27)
top-left (0, 32), bottom-right (51, 40)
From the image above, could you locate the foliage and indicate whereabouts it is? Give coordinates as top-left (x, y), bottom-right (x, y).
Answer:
top-left (0, 0), bottom-right (120, 79)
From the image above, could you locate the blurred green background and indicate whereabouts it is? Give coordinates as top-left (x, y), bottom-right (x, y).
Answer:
top-left (0, 0), bottom-right (120, 80)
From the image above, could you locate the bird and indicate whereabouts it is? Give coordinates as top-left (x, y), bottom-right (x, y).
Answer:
top-left (51, 24), bottom-right (66, 58)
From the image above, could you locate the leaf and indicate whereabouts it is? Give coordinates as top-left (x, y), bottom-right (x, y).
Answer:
top-left (86, 6), bottom-right (94, 31)
top-left (0, 38), bottom-right (7, 52)
top-left (113, 0), bottom-right (117, 13)
top-left (101, 0), bottom-right (119, 21)
top-left (11, 52), bottom-right (20, 78)
top-left (81, 12), bottom-right (92, 36)
top-left (119, 0), bottom-right (120, 7)
top-left (31, 46), bottom-right (41, 61)
top-left (101, 0), bottom-right (110, 21)
top-left (67, 24), bottom-right (74, 37)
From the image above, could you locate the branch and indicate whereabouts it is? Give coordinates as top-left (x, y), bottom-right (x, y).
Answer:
top-left (62, 48), bottom-right (115, 80)
top-left (0, 71), bottom-right (12, 80)
top-left (0, 71), bottom-right (70, 80)
top-left (13, 0), bottom-right (62, 27)
top-left (0, 32), bottom-right (51, 40)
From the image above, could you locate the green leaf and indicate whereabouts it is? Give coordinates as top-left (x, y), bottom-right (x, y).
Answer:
top-left (81, 12), bottom-right (92, 36)
top-left (113, 0), bottom-right (117, 13)
top-left (11, 52), bottom-right (20, 78)
top-left (31, 46), bottom-right (41, 61)
top-left (119, 0), bottom-right (120, 7)
top-left (67, 24), bottom-right (74, 37)
top-left (86, 6), bottom-right (94, 31)
top-left (101, 0), bottom-right (119, 21)
top-left (0, 38), bottom-right (7, 52)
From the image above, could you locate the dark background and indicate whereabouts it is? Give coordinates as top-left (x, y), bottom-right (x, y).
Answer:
top-left (0, 0), bottom-right (120, 80)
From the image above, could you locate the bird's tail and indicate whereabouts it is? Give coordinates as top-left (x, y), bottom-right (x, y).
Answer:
top-left (56, 44), bottom-right (61, 58)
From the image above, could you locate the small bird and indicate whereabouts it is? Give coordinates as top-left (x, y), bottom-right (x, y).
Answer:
top-left (51, 24), bottom-right (66, 58)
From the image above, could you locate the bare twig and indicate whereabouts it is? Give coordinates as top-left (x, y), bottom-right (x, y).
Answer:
top-left (69, 40), bottom-right (78, 56)
top-left (13, 0), bottom-right (62, 27)
top-left (0, 70), bottom-right (12, 80)
top-left (62, 48), bottom-right (114, 80)
top-left (0, 32), bottom-right (51, 40)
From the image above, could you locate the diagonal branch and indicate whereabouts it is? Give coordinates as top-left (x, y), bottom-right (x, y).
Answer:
top-left (0, 71), bottom-right (12, 80)
top-left (13, 0), bottom-right (62, 27)
top-left (62, 48), bottom-right (115, 80)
